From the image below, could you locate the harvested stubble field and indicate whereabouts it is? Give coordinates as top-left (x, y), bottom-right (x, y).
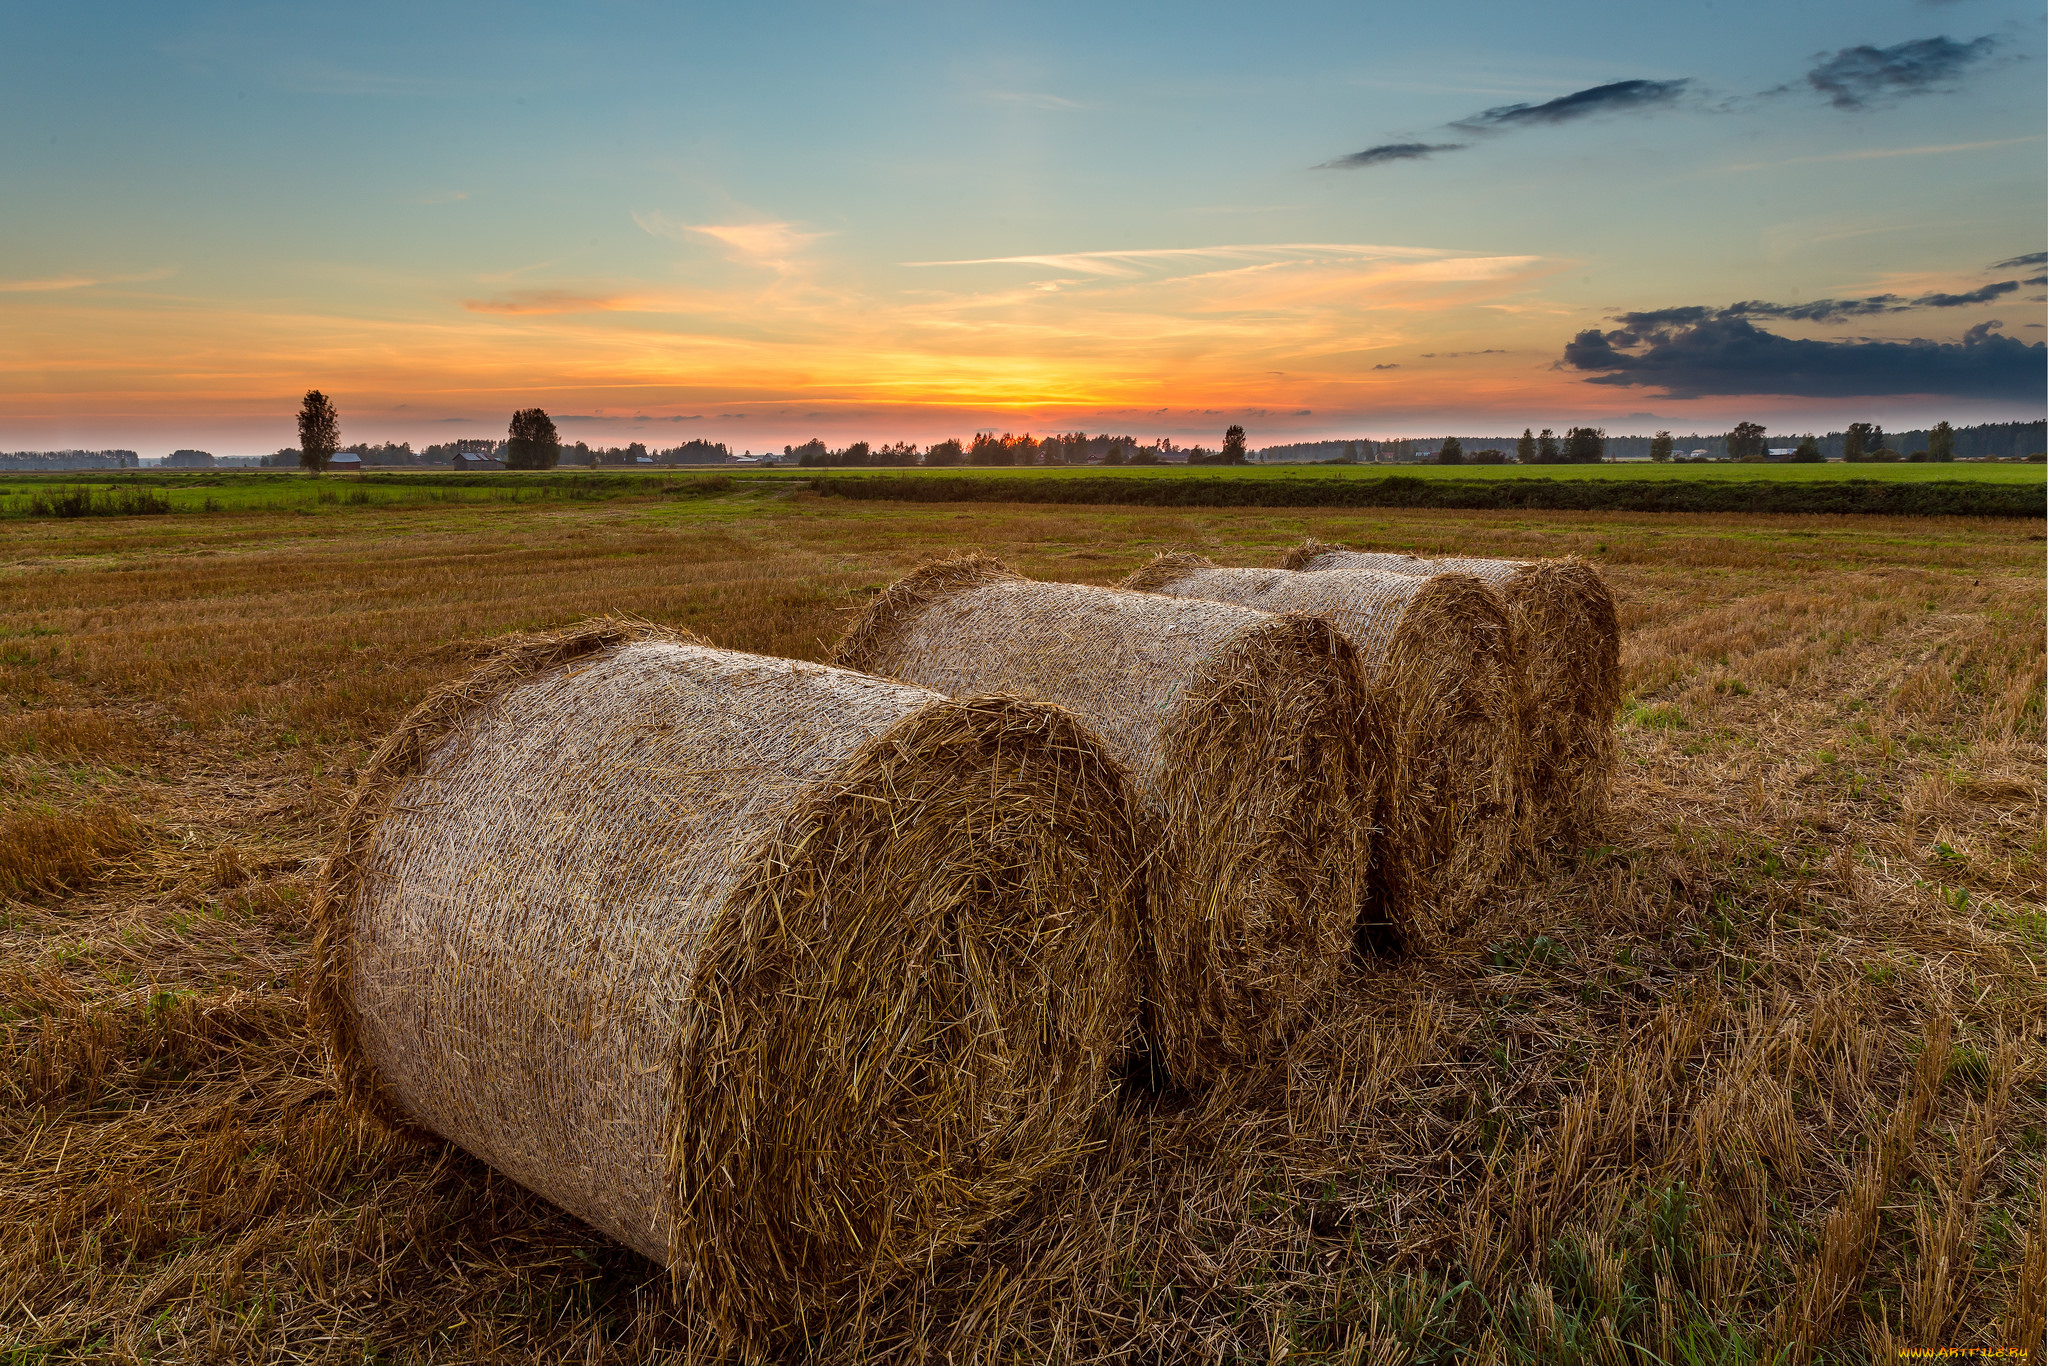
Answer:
top-left (0, 482), bottom-right (2042, 1364)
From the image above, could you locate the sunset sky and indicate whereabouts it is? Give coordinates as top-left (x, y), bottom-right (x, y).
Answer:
top-left (4, 1), bottom-right (2043, 455)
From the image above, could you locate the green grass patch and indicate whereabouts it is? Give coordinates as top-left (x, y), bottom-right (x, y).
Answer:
top-left (753, 459), bottom-right (2047, 484)
top-left (0, 470), bottom-right (738, 519)
top-left (809, 471), bottom-right (2045, 517)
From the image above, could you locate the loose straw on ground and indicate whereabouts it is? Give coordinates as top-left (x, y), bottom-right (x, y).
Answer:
top-left (1123, 552), bottom-right (1525, 947)
top-left (310, 620), bottom-right (1144, 1344)
top-left (833, 555), bottom-right (1378, 1083)
top-left (1282, 541), bottom-right (1620, 849)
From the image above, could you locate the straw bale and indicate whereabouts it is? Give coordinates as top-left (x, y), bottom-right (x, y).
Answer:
top-left (1123, 552), bottom-right (1524, 946)
top-left (832, 555), bottom-right (1378, 1083)
top-left (311, 619), bottom-right (1143, 1340)
top-left (1281, 539), bottom-right (1620, 846)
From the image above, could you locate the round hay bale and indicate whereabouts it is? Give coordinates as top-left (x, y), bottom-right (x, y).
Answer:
top-left (311, 619), bottom-right (1143, 1341)
top-left (832, 555), bottom-right (1377, 1083)
top-left (1123, 552), bottom-right (1524, 947)
top-left (1280, 540), bottom-right (1620, 847)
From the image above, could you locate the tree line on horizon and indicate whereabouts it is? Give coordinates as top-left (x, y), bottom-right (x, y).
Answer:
top-left (788, 425), bottom-right (1252, 468)
top-left (284, 392), bottom-right (2043, 473)
top-left (283, 394), bottom-right (732, 470)
top-left (1276, 419), bottom-right (2043, 466)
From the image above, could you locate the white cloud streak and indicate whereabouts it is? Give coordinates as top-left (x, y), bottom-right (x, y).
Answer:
top-left (903, 242), bottom-right (1456, 278)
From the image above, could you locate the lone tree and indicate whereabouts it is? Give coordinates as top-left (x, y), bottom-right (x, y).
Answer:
top-left (1728, 421), bottom-right (1766, 461)
top-left (1436, 436), bottom-right (1464, 465)
top-left (1843, 422), bottom-right (1884, 462)
top-left (297, 390), bottom-right (340, 473)
top-left (1517, 428), bottom-right (1536, 464)
top-left (1221, 424), bottom-right (1248, 465)
top-left (1650, 430), bottom-right (1674, 462)
top-left (1929, 420), bottom-right (1955, 462)
top-left (1563, 426), bottom-right (1606, 463)
top-left (1536, 428), bottom-right (1560, 463)
top-left (1793, 436), bottom-right (1824, 463)
top-left (507, 408), bottom-right (561, 469)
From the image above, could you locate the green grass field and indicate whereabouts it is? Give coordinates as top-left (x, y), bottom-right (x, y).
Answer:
top-left (0, 469), bottom-right (736, 517)
top-left (749, 459), bottom-right (2048, 484)
top-left (1, 460), bottom-right (2038, 522)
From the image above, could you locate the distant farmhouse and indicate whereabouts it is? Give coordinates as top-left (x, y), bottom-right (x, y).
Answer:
top-left (327, 452), bottom-right (363, 471)
top-left (0, 449), bottom-right (141, 471)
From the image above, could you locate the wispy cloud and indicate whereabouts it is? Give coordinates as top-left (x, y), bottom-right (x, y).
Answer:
top-left (0, 269), bottom-right (173, 292)
top-left (1992, 251), bottom-right (2047, 270)
top-left (1805, 35), bottom-right (1997, 109)
top-left (1319, 142), bottom-right (1465, 170)
top-left (981, 90), bottom-right (1085, 110)
top-left (633, 213), bottom-right (829, 268)
top-left (904, 242), bottom-right (1455, 277)
top-left (284, 65), bottom-right (451, 98)
top-left (462, 290), bottom-right (639, 315)
top-left (1719, 134), bottom-right (2040, 172)
top-left (1450, 78), bottom-right (1690, 131)
top-left (1323, 78), bottom-right (1689, 171)
top-left (1609, 279), bottom-right (2022, 330)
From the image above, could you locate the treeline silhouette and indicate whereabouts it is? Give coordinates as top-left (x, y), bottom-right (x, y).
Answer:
top-left (259, 438), bottom-right (736, 468)
top-left (787, 432), bottom-right (1227, 467)
top-left (1261, 420), bottom-right (2046, 464)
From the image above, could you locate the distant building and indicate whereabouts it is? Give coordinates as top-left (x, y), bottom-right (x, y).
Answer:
top-left (452, 451), bottom-right (503, 470)
top-left (327, 452), bottom-right (363, 471)
top-left (164, 449), bottom-right (216, 468)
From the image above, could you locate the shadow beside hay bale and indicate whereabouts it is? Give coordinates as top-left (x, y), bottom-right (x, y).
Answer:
top-left (312, 619), bottom-right (1145, 1343)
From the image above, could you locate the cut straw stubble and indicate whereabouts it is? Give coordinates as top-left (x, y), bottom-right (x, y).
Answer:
top-left (832, 554), bottom-right (1381, 1084)
top-left (310, 618), bottom-right (1145, 1345)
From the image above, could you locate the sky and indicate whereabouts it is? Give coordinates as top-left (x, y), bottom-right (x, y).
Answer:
top-left (2, 0), bottom-right (2043, 456)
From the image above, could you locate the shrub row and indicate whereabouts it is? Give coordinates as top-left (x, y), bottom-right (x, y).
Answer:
top-left (809, 474), bottom-right (2045, 518)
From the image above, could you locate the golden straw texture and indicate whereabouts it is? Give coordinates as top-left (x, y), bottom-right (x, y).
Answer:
top-left (312, 621), bottom-right (1143, 1342)
top-left (1123, 552), bottom-right (1525, 947)
top-left (833, 555), bottom-right (1376, 1083)
top-left (1282, 540), bottom-right (1620, 848)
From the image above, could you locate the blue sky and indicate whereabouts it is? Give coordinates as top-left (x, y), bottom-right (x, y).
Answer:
top-left (3, 0), bottom-right (2042, 453)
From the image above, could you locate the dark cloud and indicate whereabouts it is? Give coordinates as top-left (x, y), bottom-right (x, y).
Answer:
top-left (1613, 305), bottom-right (1717, 329)
top-left (1991, 251), bottom-right (2046, 269)
top-left (1560, 316), bottom-right (2044, 400)
top-left (1372, 363), bottom-right (1400, 370)
top-left (1320, 79), bottom-right (1686, 170)
top-left (2027, 275), bottom-right (2048, 287)
top-left (1806, 35), bottom-right (1997, 109)
top-left (1320, 142), bottom-right (1465, 169)
top-left (1614, 281), bottom-right (2022, 329)
top-left (1451, 79), bottom-right (1690, 131)
top-left (1724, 297), bottom-right (1904, 323)
top-left (1915, 280), bottom-right (2022, 308)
